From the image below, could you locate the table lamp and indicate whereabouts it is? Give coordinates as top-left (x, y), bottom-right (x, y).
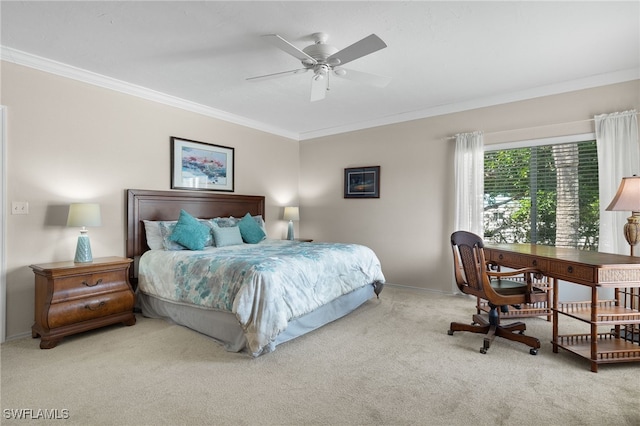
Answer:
top-left (67, 203), bottom-right (102, 262)
top-left (283, 206), bottom-right (299, 240)
top-left (606, 175), bottom-right (640, 256)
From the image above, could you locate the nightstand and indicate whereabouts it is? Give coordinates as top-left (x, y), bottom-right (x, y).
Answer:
top-left (30, 256), bottom-right (136, 349)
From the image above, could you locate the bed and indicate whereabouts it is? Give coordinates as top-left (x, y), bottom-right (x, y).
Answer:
top-left (126, 189), bottom-right (385, 356)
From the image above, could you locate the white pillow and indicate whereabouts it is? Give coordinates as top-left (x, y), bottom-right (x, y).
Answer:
top-left (143, 220), bottom-right (175, 250)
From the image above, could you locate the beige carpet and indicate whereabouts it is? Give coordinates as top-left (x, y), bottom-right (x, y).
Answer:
top-left (1, 286), bottom-right (638, 426)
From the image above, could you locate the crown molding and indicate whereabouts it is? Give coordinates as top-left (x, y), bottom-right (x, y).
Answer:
top-left (0, 46), bottom-right (299, 141)
top-left (298, 68), bottom-right (640, 141)
top-left (3, 46), bottom-right (637, 142)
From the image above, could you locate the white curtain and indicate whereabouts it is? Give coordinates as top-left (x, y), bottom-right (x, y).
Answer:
top-left (596, 110), bottom-right (639, 255)
top-left (454, 131), bottom-right (484, 237)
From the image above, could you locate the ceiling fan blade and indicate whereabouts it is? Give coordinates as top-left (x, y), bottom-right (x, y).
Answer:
top-left (333, 68), bottom-right (391, 88)
top-left (327, 34), bottom-right (387, 66)
top-left (262, 34), bottom-right (317, 65)
top-left (310, 75), bottom-right (328, 102)
top-left (246, 68), bottom-right (308, 82)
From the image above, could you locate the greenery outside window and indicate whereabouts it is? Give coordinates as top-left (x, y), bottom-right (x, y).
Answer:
top-left (484, 136), bottom-right (599, 250)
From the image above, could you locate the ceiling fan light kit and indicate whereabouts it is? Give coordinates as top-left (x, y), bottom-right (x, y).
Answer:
top-left (247, 32), bottom-right (390, 102)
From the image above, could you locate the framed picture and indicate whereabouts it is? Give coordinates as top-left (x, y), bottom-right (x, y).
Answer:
top-left (344, 166), bottom-right (380, 198)
top-left (171, 137), bottom-right (234, 192)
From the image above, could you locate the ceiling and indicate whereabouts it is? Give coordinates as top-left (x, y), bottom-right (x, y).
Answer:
top-left (1, 1), bottom-right (639, 141)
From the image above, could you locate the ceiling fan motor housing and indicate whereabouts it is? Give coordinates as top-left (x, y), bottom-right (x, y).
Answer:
top-left (302, 43), bottom-right (339, 66)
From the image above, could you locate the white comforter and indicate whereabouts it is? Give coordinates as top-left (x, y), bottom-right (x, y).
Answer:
top-left (138, 239), bottom-right (385, 356)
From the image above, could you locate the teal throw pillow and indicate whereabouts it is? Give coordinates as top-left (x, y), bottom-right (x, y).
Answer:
top-left (211, 222), bottom-right (244, 247)
top-left (238, 212), bottom-right (266, 244)
top-left (168, 209), bottom-right (211, 250)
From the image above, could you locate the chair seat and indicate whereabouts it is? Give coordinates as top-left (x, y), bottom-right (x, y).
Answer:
top-left (490, 278), bottom-right (528, 295)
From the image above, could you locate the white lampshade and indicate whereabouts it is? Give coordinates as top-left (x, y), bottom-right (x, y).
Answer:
top-left (67, 203), bottom-right (102, 227)
top-left (606, 176), bottom-right (640, 256)
top-left (606, 176), bottom-right (640, 212)
top-left (283, 206), bottom-right (300, 221)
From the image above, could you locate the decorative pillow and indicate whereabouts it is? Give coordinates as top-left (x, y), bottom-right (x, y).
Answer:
top-left (155, 219), bottom-right (214, 251)
top-left (211, 215), bottom-right (266, 234)
top-left (211, 217), bottom-right (238, 228)
top-left (229, 214), bottom-right (267, 235)
top-left (168, 210), bottom-right (211, 251)
top-left (143, 220), bottom-right (172, 250)
top-left (238, 212), bottom-right (266, 244)
top-left (158, 222), bottom-right (187, 251)
top-left (211, 222), bottom-right (244, 247)
top-left (251, 215), bottom-right (267, 236)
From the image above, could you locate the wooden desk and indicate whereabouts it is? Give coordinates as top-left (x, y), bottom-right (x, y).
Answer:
top-left (484, 244), bottom-right (640, 372)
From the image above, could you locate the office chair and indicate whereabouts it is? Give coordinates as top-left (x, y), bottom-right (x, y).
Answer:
top-left (448, 231), bottom-right (545, 355)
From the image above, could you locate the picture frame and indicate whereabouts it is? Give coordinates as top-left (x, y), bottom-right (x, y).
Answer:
top-left (171, 137), bottom-right (234, 192)
top-left (344, 166), bottom-right (380, 198)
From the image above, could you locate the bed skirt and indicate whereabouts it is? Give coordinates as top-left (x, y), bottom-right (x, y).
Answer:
top-left (136, 284), bottom-right (377, 355)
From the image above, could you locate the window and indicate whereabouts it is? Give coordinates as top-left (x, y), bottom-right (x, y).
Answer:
top-left (483, 136), bottom-right (599, 250)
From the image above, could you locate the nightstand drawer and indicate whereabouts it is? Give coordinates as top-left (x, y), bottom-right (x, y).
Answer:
top-left (48, 290), bottom-right (135, 329)
top-left (51, 269), bottom-right (129, 303)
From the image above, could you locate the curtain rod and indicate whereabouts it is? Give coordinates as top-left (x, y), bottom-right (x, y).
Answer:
top-left (446, 111), bottom-right (640, 140)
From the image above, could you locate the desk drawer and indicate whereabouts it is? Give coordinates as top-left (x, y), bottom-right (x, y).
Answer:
top-left (489, 251), bottom-right (548, 270)
top-left (548, 261), bottom-right (595, 283)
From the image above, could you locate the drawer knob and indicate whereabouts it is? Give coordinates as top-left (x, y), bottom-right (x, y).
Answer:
top-left (82, 278), bottom-right (103, 287)
top-left (85, 301), bottom-right (106, 311)
top-left (532, 260), bottom-right (537, 266)
top-left (567, 266), bottom-right (574, 273)
top-left (498, 254), bottom-right (504, 260)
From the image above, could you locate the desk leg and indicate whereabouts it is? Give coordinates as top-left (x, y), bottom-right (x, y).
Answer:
top-left (552, 277), bottom-right (558, 353)
top-left (590, 286), bottom-right (598, 373)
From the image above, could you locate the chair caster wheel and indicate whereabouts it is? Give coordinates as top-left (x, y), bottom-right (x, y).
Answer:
top-left (530, 348), bottom-right (538, 355)
top-left (447, 330), bottom-right (454, 335)
top-left (480, 348), bottom-right (487, 354)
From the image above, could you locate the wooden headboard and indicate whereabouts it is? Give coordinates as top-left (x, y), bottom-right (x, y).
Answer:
top-left (126, 189), bottom-right (265, 282)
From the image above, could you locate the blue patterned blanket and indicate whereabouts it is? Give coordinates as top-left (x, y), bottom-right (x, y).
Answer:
top-left (138, 239), bottom-right (385, 355)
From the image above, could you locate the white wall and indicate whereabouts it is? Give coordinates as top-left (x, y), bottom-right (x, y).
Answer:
top-left (1, 61), bottom-right (300, 338)
top-left (299, 80), bottom-right (640, 293)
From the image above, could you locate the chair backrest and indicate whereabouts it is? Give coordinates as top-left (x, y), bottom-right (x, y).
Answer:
top-left (450, 230), bottom-right (490, 300)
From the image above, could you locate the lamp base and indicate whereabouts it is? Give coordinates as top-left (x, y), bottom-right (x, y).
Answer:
top-left (624, 212), bottom-right (640, 256)
top-left (287, 220), bottom-right (294, 240)
top-left (74, 233), bottom-right (93, 263)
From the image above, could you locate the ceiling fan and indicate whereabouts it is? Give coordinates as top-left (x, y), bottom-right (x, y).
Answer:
top-left (247, 32), bottom-right (391, 102)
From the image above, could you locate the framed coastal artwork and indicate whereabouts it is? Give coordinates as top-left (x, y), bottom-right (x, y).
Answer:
top-left (344, 166), bottom-right (380, 198)
top-left (170, 137), bottom-right (234, 192)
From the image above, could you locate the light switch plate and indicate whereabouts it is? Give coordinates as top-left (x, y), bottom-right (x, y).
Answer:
top-left (12, 201), bottom-right (29, 215)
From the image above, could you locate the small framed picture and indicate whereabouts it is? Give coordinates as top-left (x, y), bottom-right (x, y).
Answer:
top-left (344, 166), bottom-right (380, 198)
top-left (171, 137), bottom-right (234, 192)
